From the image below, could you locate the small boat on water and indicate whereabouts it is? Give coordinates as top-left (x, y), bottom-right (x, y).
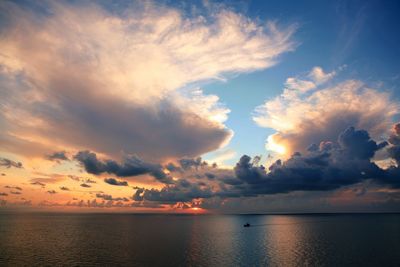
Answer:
top-left (243, 223), bottom-right (251, 227)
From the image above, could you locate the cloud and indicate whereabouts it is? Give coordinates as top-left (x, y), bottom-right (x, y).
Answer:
top-left (230, 128), bottom-right (386, 195)
top-left (31, 181), bottom-right (46, 187)
top-left (338, 127), bottom-right (388, 160)
top-left (64, 199), bottom-right (133, 208)
top-left (280, 66), bottom-right (336, 97)
top-left (253, 67), bottom-right (398, 156)
top-left (0, 157), bottom-right (23, 169)
top-left (104, 178), bottom-right (128, 186)
top-left (75, 151), bottom-right (172, 183)
top-left (80, 183), bottom-right (91, 188)
top-left (0, 1), bottom-right (296, 162)
top-left (130, 126), bottom-right (400, 207)
top-left (387, 123), bottom-right (400, 165)
top-left (38, 199), bottom-right (131, 208)
top-left (133, 180), bottom-right (213, 203)
top-left (47, 190), bottom-right (57, 194)
top-left (5, 186), bottom-right (22, 191)
top-left (45, 151), bottom-right (69, 162)
top-left (308, 66), bottom-right (336, 85)
top-left (229, 127), bottom-right (398, 195)
top-left (30, 174), bottom-right (66, 184)
top-left (60, 186), bottom-right (70, 191)
top-left (96, 193), bottom-right (129, 202)
top-left (68, 175), bottom-right (81, 182)
top-left (382, 123), bottom-right (400, 187)
top-left (178, 158), bottom-right (209, 171)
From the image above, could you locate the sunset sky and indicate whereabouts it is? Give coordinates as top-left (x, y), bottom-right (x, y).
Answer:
top-left (1, 0), bottom-right (400, 213)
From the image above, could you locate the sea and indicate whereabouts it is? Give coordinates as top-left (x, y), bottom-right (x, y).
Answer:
top-left (0, 213), bottom-right (399, 266)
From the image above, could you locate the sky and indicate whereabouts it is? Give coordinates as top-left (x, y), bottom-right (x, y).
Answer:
top-left (1, 0), bottom-right (400, 213)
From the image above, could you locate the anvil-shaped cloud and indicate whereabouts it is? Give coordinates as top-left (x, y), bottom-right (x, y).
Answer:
top-left (0, 1), bottom-right (295, 162)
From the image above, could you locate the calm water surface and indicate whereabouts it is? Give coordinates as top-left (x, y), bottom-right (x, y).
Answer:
top-left (0, 213), bottom-right (399, 266)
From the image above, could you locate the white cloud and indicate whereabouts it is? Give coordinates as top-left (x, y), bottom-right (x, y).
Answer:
top-left (308, 66), bottom-right (336, 84)
top-left (253, 67), bottom-right (398, 156)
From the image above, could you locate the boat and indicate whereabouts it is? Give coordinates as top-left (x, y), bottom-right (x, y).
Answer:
top-left (243, 223), bottom-right (251, 227)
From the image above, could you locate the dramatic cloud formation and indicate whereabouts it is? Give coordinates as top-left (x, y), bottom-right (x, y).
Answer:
top-left (1, 1), bottom-right (398, 213)
top-left (0, 0), bottom-right (295, 161)
top-left (253, 67), bottom-right (398, 156)
top-left (130, 126), bottom-right (400, 209)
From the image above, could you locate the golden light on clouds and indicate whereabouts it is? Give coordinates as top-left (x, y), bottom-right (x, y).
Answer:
top-left (266, 135), bottom-right (287, 155)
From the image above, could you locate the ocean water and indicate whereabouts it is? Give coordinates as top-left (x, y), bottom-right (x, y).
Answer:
top-left (0, 213), bottom-right (399, 266)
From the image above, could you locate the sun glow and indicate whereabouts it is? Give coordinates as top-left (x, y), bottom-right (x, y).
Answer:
top-left (189, 207), bottom-right (207, 214)
top-left (266, 135), bottom-right (287, 155)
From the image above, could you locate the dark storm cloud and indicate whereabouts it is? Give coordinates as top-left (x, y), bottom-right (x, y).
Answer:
top-left (387, 146), bottom-right (400, 164)
top-left (60, 186), bottom-right (70, 191)
top-left (0, 158), bottom-right (23, 169)
top-left (178, 158), bottom-right (208, 170)
top-left (387, 123), bottom-right (400, 165)
top-left (104, 178), bottom-right (128, 186)
top-left (74, 151), bottom-right (173, 184)
top-left (80, 183), bottom-right (91, 188)
top-left (132, 126), bottom-right (400, 205)
top-left (204, 173), bottom-right (216, 180)
top-left (165, 163), bottom-right (180, 172)
top-left (45, 151), bottom-right (69, 161)
top-left (338, 127), bottom-right (388, 160)
top-left (133, 180), bottom-right (213, 203)
top-left (379, 123), bottom-right (400, 188)
top-left (164, 157), bottom-right (211, 174)
top-left (388, 123), bottom-right (400, 145)
top-left (227, 127), bottom-right (389, 196)
top-left (96, 193), bottom-right (129, 202)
